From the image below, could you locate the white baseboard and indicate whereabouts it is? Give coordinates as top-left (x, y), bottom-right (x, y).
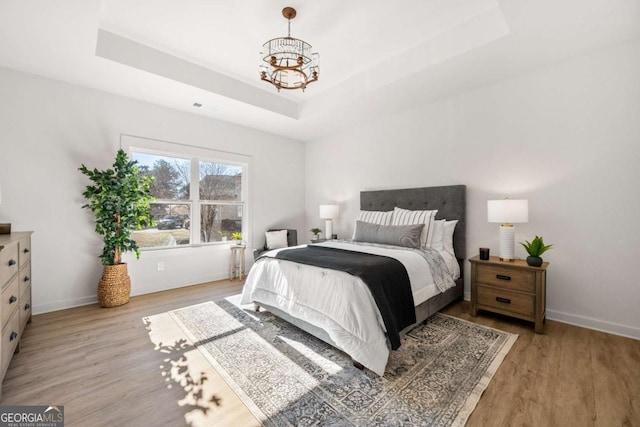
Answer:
top-left (461, 293), bottom-right (639, 340)
top-left (130, 272), bottom-right (229, 297)
top-left (546, 309), bottom-right (640, 341)
top-left (33, 272), bottom-right (230, 315)
top-left (33, 296), bottom-right (98, 315)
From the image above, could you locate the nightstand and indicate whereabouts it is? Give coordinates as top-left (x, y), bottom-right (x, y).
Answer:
top-left (470, 255), bottom-right (548, 333)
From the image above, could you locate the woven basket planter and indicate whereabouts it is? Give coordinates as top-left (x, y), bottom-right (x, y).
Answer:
top-left (97, 263), bottom-right (131, 307)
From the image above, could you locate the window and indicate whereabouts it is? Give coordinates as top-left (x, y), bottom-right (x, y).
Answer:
top-left (199, 161), bottom-right (244, 243)
top-left (129, 148), bottom-right (247, 250)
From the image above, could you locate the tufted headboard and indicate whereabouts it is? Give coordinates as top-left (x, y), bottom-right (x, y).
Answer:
top-left (360, 185), bottom-right (466, 260)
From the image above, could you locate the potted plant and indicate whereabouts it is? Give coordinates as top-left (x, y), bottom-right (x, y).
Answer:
top-left (231, 231), bottom-right (243, 246)
top-left (310, 227), bottom-right (322, 241)
top-left (79, 149), bottom-right (154, 307)
top-left (520, 235), bottom-right (553, 267)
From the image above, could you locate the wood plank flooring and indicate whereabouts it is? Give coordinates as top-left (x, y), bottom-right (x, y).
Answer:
top-left (2, 280), bottom-right (638, 426)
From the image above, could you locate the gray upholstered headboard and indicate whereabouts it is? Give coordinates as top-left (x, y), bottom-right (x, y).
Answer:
top-left (360, 185), bottom-right (466, 259)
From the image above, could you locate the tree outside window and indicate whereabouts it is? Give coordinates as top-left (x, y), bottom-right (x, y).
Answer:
top-left (130, 151), bottom-right (246, 249)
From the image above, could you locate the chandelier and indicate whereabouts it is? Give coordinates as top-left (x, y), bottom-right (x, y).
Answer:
top-left (260, 7), bottom-right (319, 92)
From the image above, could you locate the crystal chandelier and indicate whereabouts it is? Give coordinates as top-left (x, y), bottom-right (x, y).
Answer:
top-left (260, 7), bottom-right (319, 92)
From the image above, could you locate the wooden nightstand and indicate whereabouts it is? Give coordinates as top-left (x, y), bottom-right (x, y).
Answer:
top-left (470, 255), bottom-right (548, 333)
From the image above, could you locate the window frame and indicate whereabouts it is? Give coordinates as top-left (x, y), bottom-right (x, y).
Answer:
top-left (122, 135), bottom-right (250, 251)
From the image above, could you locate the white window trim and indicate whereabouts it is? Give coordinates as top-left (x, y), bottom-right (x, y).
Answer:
top-left (121, 134), bottom-right (251, 250)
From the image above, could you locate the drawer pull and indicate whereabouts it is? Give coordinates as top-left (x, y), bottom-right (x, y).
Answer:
top-left (24, 303), bottom-right (30, 310)
top-left (496, 274), bottom-right (511, 281)
top-left (9, 295), bottom-right (17, 304)
top-left (496, 297), bottom-right (511, 304)
top-left (9, 332), bottom-right (18, 342)
top-left (23, 248), bottom-right (30, 254)
top-left (23, 276), bottom-right (30, 282)
top-left (8, 259), bottom-right (16, 267)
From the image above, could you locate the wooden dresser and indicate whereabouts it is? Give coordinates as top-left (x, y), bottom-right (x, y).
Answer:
top-left (0, 231), bottom-right (32, 399)
top-left (470, 255), bottom-right (548, 333)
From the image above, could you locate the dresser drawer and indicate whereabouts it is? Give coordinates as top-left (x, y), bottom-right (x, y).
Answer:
top-left (476, 264), bottom-right (535, 293)
top-left (476, 284), bottom-right (535, 318)
top-left (18, 237), bottom-right (31, 268)
top-left (0, 241), bottom-right (19, 288)
top-left (20, 284), bottom-right (31, 330)
top-left (0, 232), bottom-right (33, 396)
top-left (1, 312), bottom-right (20, 377)
top-left (19, 262), bottom-right (31, 296)
top-left (1, 276), bottom-right (20, 327)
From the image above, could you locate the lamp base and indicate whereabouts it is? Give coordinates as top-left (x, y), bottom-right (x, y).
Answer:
top-left (0, 223), bottom-right (11, 235)
top-left (325, 219), bottom-right (333, 240)
top-left (498, 224), bottom-right (515, 261)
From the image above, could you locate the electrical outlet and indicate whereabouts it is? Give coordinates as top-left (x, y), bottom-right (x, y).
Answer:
top-left (157, 262), bottom-right (165, 271)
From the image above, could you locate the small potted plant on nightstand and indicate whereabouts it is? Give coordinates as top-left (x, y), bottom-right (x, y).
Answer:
top-left (231, 231), bottom-right (244, 246)
top-left (310, 227), bottom-right (322, 242)
top-left (520, 235), bottom-right (553, 266)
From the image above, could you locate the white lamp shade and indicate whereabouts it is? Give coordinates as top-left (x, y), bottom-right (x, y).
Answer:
top-left (319, 204), bottom-right (339, 219)
top-left (487, 199), bottom-right (528, 224)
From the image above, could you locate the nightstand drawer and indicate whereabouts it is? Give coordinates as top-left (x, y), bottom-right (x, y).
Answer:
top-left (477, 285), bottom-right (534, 318)
top-left (477, 264), bottom-right (535, 293)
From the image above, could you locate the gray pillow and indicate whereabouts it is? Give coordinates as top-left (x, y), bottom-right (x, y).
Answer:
top-left (353, 221), bottom-right (423, 248)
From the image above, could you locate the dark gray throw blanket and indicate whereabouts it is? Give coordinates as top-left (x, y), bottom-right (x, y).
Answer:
top-left (274, 245), bottom-right (416, 350)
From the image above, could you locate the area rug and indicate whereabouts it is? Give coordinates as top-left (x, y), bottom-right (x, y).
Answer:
top-left (149, 297), bottom-right (517, 426)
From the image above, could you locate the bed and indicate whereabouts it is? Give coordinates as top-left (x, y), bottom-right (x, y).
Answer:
top-left (240, 185), bottom-right (466, 375)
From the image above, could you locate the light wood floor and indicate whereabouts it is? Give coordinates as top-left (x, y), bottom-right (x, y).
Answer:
top-left (2, 280), bottom-right (638, 426)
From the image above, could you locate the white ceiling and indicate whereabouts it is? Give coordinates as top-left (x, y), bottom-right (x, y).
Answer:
top-left (0, 0), bottom-right (639, 141)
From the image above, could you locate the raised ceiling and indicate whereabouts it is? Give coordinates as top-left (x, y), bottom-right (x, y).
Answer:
top-left (0, 0), bottom-right (639, 141)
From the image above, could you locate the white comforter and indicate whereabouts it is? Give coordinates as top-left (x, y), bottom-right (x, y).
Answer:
top-left (240, 240), bottom-right (456, 375)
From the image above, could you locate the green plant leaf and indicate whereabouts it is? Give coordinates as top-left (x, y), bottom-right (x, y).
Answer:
top-left (79, 149), bottom-right (155, 265)
top-left (520, 235), bottom-right (553, 257)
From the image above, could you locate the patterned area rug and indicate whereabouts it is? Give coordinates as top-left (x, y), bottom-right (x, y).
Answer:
top-left (161, 298), bottom-right (517, 426)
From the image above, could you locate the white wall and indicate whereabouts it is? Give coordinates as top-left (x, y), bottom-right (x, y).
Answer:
top-left (0, 67), bottom-right (305, 314)
top-left (305, 39), bottom-right (640, 339)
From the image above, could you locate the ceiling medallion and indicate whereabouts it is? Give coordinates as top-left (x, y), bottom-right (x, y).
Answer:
top-left (260, 7), bottom-right (319, 92)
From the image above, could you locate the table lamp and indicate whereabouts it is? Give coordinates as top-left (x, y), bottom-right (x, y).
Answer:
top-left (487, 198), bottom-right (528, 261)
top-left (319, 204), bottom-right (339, 240)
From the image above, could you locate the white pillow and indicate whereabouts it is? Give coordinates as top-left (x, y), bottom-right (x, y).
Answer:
top-left (265, 230), bottom-right (288, 250)
top-left (430, 219), bottom-right (446, 251)
top-left (356, 210), bottom-right (393, 225)
top-left (391, 207), bottom-right (438, 249)
top-left (443, 220), bottom-right (458, 256)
